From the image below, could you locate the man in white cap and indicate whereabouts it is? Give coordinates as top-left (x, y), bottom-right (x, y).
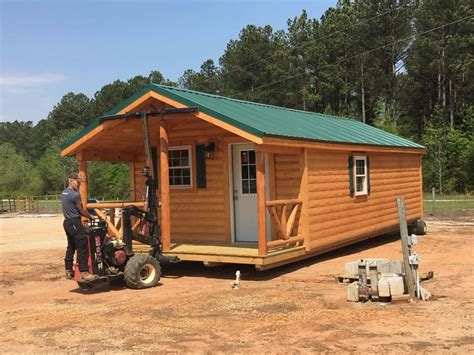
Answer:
top-left (61, 172), bottom-right (98, 281)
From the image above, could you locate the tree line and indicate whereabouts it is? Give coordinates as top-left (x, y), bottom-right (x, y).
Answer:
top-left (1, 0), bottom-right (472, 198)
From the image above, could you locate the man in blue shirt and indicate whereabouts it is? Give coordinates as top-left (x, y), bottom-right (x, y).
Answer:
top-left (61, 173), bottom-right (98, 281)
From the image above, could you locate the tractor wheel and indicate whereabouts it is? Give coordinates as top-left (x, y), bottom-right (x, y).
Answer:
top-left (124, 254), bottom-right (161, 289)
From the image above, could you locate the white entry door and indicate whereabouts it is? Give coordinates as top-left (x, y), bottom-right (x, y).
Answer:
top-left (232, 144), bottom-right (258, 242)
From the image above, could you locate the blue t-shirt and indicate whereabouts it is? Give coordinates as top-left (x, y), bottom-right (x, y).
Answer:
top-left (61, 188), bottom-right (82, 219)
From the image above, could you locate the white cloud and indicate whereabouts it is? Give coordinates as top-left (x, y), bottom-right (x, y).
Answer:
top-left (0, 73), bottom-right (68, 87)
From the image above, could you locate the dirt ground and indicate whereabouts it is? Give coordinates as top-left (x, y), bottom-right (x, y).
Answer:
top-left (0, 213), bottom-right (472, 353)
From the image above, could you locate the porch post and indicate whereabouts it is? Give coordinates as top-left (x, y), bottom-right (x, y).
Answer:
top-left (159, 122), bottom-right (171, 252)
top-left (77, 154), bottom-right (88, 209)
top-left (256, 151), bottom-right (267, 256)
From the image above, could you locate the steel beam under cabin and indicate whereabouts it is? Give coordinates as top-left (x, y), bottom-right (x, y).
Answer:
top-left (159, 121), bottom-right (171, 252)
top-left (256, 151), bottom-right (267, 256)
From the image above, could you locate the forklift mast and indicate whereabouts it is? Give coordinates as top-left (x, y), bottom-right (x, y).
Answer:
top-left (103, 108), bottom-right (198, 259)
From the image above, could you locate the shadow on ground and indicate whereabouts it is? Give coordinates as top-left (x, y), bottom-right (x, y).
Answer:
top-left (161, 231), bottom-right (402, 281)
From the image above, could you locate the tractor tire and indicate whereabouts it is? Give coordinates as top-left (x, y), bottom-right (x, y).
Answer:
top-left (124, 254), bottom-right (161, 289)
top-left (415, 219), bottom-right (427, 235)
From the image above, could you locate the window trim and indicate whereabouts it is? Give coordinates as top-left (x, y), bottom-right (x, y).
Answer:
top-left (168, 145), bottom-right (193, 189)
top-left (354, 155), bottom-right (368, 196)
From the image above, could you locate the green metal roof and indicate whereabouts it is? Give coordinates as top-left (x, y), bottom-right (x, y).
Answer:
top-left (62, 84), bottom-right (424, 150)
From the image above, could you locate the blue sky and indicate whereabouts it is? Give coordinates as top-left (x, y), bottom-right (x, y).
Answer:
top-left (0, 0), bottom-right (335, 123)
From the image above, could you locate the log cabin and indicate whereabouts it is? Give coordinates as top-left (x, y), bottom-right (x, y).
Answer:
top-left (60, 84), bottom-right (426, 270)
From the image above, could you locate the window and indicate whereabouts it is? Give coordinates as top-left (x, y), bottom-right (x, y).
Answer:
top-left (169, 146), bottom-right (192, 188)
top-left (354, 156), bottom-right (367, 195)
top-left (240, 150), bottom-right (256, 194)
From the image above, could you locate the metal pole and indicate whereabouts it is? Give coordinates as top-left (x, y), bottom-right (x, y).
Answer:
top-left (396, 197), bottom-right (416, 300)
top-left (432, 187), bottom-right (436, 214)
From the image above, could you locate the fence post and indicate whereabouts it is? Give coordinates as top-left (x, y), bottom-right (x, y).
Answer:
top-left (432, 187), bottom-right (436, 214)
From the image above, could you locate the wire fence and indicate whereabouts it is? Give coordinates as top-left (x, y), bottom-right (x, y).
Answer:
top-left (423, 190), bottom-right (474, 215)
top-left (0, 195), bottom-right (62, 214)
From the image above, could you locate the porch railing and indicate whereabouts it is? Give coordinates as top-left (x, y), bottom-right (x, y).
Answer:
top-left (266, 199), bottom-right (304, 248)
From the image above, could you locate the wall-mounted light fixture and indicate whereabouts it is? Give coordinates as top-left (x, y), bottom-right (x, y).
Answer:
top-left (205, 141), bottom-right (216, 159)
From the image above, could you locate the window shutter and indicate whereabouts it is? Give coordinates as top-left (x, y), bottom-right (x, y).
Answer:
top-left (195, 144), bottom-right (206, 188)
top-left (367, 156), bottom-right (371, 194)
top-left (348, 155), bottom-right (354, 197)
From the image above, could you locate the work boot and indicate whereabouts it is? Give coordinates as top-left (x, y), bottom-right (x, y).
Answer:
top-left (80, 272), bottom-right (98, 282)
top-left (65, 270), bottom-right (74, 280)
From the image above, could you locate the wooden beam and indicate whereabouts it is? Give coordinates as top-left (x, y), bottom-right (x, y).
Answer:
top-left (81, 149), bottom-right (136, 162)
top-left (299, 149), bottom-right (310, 250)
top-left (419, 154), bottom-right (423, 217)
top-left (159, 121), bottom-right (171, 252)
top-left (286, 204), bottom-right (300, 237)
top-left (223, 143), bottom-right (231, 242)
top-left (261, 137), bottom-right (426, 155)
top-left (77, 158), bottom-right (87, 209)
top-left (267, 236), bottom-right (304, 249)
top-left (256, 144), bottom-right (302, 155)
top-left (256, 151), bottom-right (267, 256)
top-left (61, 126), bottom-right (104, 157)
top-left (117, 90), bottom-right (263, 144)
top-left (61, 119), bottom-right (126, 157)
top-left (86, 201), bottom-right (145, 209)
top-left (94, 208), bottom-right (121, 238)
top-left (267, 153), bottom-right (276, 240)
top-left (266, 199), bottom-right (302, 207)
top-left (281, 204), bottom-right (288, 239)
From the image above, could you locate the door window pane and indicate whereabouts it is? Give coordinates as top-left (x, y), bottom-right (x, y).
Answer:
top-left (240, 149), bottom-right (256, 194)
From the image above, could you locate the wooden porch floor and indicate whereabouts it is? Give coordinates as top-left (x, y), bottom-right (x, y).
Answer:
top-left (134, 240), bottom-right (308, 270)
top-left (162, 242), bottom-right (307, 270)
